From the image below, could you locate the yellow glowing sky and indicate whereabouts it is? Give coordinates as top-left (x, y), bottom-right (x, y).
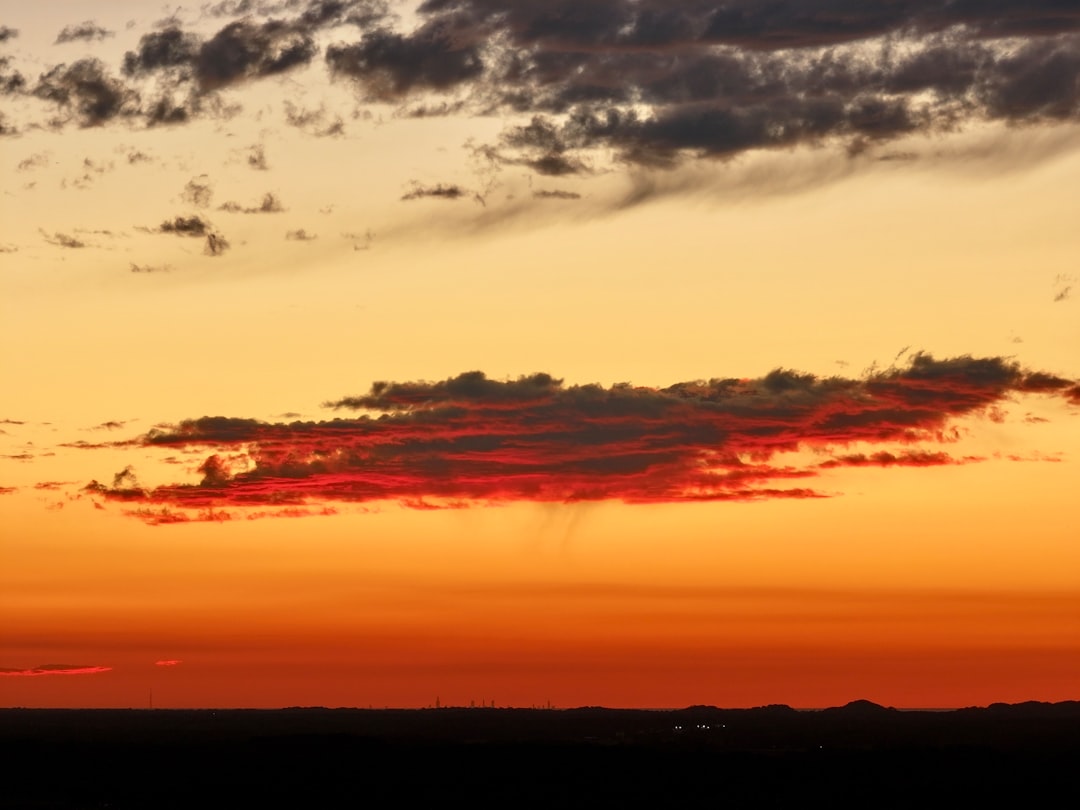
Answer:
top-left (1, 0), bottom-right (1078, 708)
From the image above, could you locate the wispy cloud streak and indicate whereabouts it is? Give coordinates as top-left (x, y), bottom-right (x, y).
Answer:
top-left (0, 664), bottom-right (112, 677)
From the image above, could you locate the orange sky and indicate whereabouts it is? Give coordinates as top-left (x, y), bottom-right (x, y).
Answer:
top-left (1, 0), bottom-right (1079, 708)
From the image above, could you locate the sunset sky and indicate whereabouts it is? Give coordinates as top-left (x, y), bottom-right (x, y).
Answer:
top-left (2, 0), bottom-right (1078, 710)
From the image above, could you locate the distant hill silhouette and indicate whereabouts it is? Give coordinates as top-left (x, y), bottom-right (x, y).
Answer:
top-left (2, 701), bottom-right (1078, 808)
top-left (824, 699), bottom-right (896, 715)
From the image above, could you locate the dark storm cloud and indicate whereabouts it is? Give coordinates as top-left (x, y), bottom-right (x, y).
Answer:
top-left (299, 0), bottom-right (391, 29)
top-left (120, 17), bottom-right (319, 99)
top-left (196, 19), bottom-right (317, 91)
top-left (11, 0), bottom-right (1078, 171)
top-left (527, 154), bottom-right (589, 176)
top-left (312, 1), bottom-right (1080, 171)
top-left (0, 56), bottom-right (25, 95)
top-left (55, 22), bottom-right (115, 44)
top-left (143, 95), bottom-right (191, 126)
top-left (32, 59), bottom-right (138, 127)
top-left (205, 0), bottom-right (390, 28)
top-left (122, 26), bottom-right (201, 77)
top-left (204, 0), bottom-right (263, 16)
top-left (978, 36), bottom-right (1080, 120)
top-left (413, 1), bottom-right (1080, 50)
top-left (119, 1), bottom-right (391, 112)
top-left (326, 19), bottom-right (485, 100)
top-left (82, 354), bottom-right (1078, 522)
top-left (0, 25), bottom-right (17, 43)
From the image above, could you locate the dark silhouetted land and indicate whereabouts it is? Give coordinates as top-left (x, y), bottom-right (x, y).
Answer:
top-left (2, 700), bottom-right (1078, 808)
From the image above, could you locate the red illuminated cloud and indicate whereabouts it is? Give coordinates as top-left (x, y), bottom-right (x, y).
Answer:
top-left (0, 664), bottom-right (112, 677)
top-left (83, 353), bottom-right (1077, 521)
top-left (155, 659), bottom-right (183, 667)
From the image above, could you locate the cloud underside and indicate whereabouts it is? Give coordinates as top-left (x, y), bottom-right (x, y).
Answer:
top-left (0, 664), bottom-right (112, 677)
top-left (4, 1), bottom-right (1078, 171)
top-left (84, 354), bottom-right (1078, 523)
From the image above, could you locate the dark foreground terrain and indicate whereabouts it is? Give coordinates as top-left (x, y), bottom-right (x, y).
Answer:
top-left (3, 700), bottom-right (1078, 808)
